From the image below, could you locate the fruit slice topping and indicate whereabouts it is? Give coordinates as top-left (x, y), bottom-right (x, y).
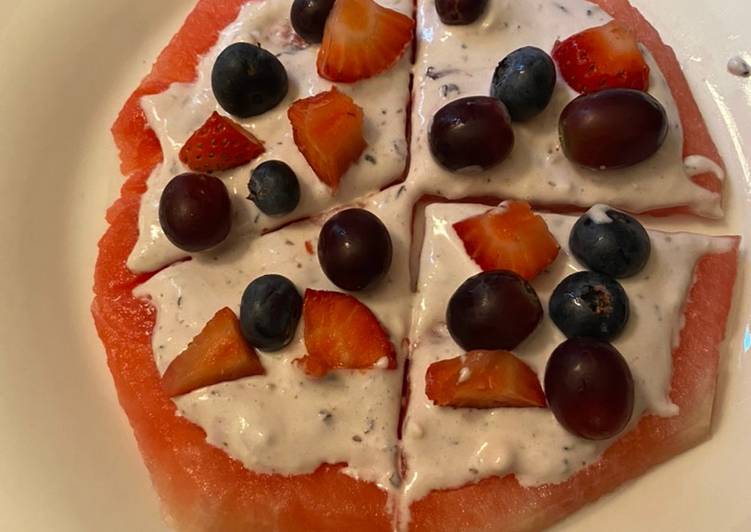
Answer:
top-left (453, 201), bottom-right (560, 281)
top-left (552, 21), bottom-right (649, 93)
top-left (316, 0), bottom-right (415, 83)
top-left (425, 350), bottom-right (546, 408)
top-left (296, 289), bottom-right (397, 377)
top-left (288, 87), bottom-right (367, 190)
top-left (161, 307), bottom-right (265, 397)
top-left (179, 111), bottom-right (265, 173)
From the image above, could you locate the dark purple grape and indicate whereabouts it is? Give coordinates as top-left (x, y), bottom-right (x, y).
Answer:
top-left (159, 173), bottom-right (231, 252)
top-left (446, 270), bottom-right (542, 351)
top-left (317, 209), bottom-right (392, 291)
top-left (570, 208), bottom-right (651, 278)
top-left (290, 0), bottom-right (335, 44)
top-left (559, 88), bottom-right (668, 169)
top-left (429, 96), bottom-right (514, 172)
top-left (549, 271), bottom-right (629, 340)
top-left (435, 0), bottom-right (488, 25)
top-left (545, 338), bottom-right (634, 440)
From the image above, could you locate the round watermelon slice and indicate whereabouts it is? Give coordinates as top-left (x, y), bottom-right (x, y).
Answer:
top-left (92, 0), bottom-right (739, 530)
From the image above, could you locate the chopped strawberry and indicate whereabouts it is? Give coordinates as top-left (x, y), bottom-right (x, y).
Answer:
top-left (295, 289), bottom-right (396, 377)
top-left (161, 307), bottom-right (265, 397)
top-left (288, 87), bottom-right (366, 189)
top-left (552, 21), bottom-right (649, 93)
top-left (453, 201), bottom-right (560, 281)
top-left (179, 111), bottom-right (265, 172)
top-left (425, 350), bottom-right (546, 409)
top-left (317, 0), bottom-right (414, 83)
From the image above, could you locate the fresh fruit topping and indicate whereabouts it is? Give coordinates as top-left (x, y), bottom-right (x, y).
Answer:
top-left (161, 307), bottom-right (265, 397)
top-left (545, 337), bottom-right (634, 440)
top-left (551, 21), bottom-right (649, 93)
top-left (240, 274), bottom-right (303, 352)
top-left (549, 271), bottom-right (629, 340)
top-left (158, 173), bottom-right (231, 252)
top-left (179, 111), bottom-right (264, 173)
top-left (429, 96), bottom-right (514, 172)
top-left (288, 87), bottom-right (367, 189)
top-left (569, 206), bottom-right (651, 278)
top-left (453, 201), bottom-right (560, 281)
top-left (425, 350), bottom-right (546, 408)
top-left (296, 289), bottom-right (396, 377)
top-left (490, 46), bottom-right (556, 121)
top-left (248, 160), bottom-right (301, 216)
top-left (435, 0), bottom-right (488, 25)
top-left (291, 0), bottom-right (336, 43)
top-left (211, 42), bottom-right (288, 118)
top-left (318, 208), bottom-right (393, 291)
top-left (316, 0), bottom-right (415, 83)
top-left (559, 88), bottom-right (667, 170)
top-left (447, 270), bottom-right (542, 351)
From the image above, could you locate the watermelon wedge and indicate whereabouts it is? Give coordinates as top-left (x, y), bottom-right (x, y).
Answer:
top-left (92, 0), bottom-right (739, 530)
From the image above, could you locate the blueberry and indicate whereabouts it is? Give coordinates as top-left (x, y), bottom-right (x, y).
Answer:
top-left (240, 274), bottom-right (302, 352)
top-left (211, 43), bottom-right (288, 118)
top-left (248, 161), bottom-right (301, 216)
top-left (490, 46), bottom-right (556, 121)
top-left (569, 207), bottom-right (651, 278)
top-left (549, 271), bottom-right (629, 341)
top-left (291, 0), bottom-right (335, 44)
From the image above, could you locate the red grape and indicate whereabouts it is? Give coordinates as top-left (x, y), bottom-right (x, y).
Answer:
top-left (429, 96), bottom-right (514, 172)
top-left (317, 209), bottom-right (392, 291)
top-left (159, 173), bottom-right (232, 252)
top-left (544, 337), bottom-right (634, 440)
top-left (446, 270), bottom-right (542, 351)
top-left (559, 88), bottom-right (667, 170)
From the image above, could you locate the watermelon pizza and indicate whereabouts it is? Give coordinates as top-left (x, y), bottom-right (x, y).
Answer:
top-left (92, 0), bottom-right (740, 530)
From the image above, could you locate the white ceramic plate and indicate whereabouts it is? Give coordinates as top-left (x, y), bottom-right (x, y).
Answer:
top-left (0, 1), bottom-right (748, 530)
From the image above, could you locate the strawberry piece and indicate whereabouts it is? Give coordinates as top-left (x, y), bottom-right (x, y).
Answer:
top-left (317, 0), bottom-right (414, 83)
top-left (296, 289), bottom-right (396, 377)
top-left (425, 350), bottom-right (546, 409)
top-left (179, 111), bottom-right (264, 172)
top-left (161, 307), bottom-right (265, 397)
top-left (552, 21), bottom-right (650, 93)
top-left (288, 87), bottom-right (366, 189)
top-left (453, 201), bottom-right (560, 281)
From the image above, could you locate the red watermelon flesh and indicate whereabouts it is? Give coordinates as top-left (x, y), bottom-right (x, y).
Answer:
top-left (93, 0), bottom-right (738, 530)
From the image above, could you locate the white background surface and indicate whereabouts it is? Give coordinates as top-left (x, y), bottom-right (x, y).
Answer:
top-left (0, 1), bottom-right (748, 530)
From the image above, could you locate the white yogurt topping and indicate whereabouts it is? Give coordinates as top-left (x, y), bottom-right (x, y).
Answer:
top-left (128, 0), bottom-right (412, 273)
top-left (587, 203), bottom-right (613, 224)
top-left (400, 202), bottom-right (734, 509)
top-left (684, 154), bottom-right (726, 181)
top-left (408, 0), bottom-right (722, 218)
top-left (135, 185), bottom-right (414, 490)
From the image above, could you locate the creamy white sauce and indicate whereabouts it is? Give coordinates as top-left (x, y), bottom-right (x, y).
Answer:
top-left (684, 154), bottom-right (726, 181)
top-left (408, 0), bottom-right (722, 218)
top-left (128, 0), bottom-right (413, 273)
top-left (400, 202), bottom-right (735, 509)
top-left (135, 185), bottom-right (415, 490)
